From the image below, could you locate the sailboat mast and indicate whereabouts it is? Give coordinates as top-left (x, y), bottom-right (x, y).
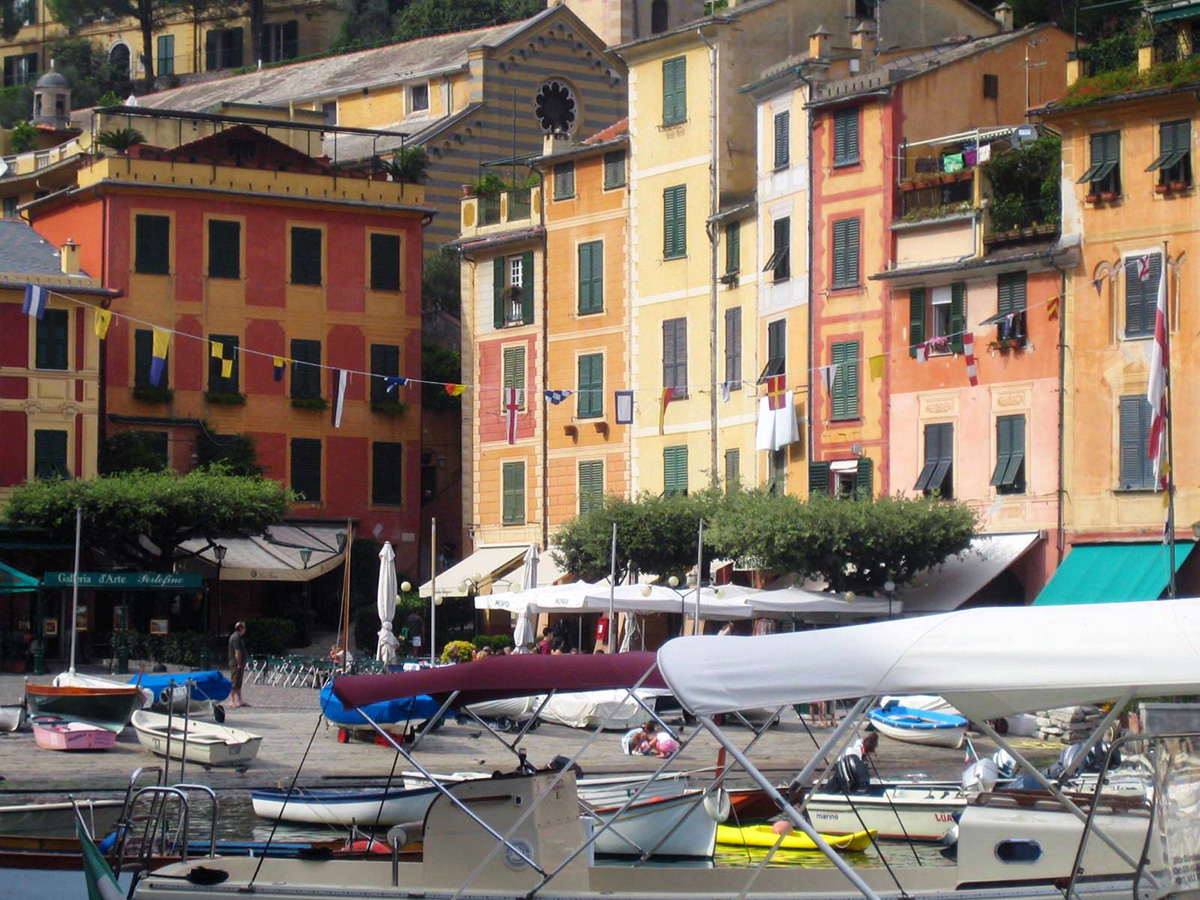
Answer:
top-left (68, 506), bottom-right (82, 674)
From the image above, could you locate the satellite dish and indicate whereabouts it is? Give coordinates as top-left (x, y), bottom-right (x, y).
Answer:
top-left (1011, 125), bottom-right (1038, 148)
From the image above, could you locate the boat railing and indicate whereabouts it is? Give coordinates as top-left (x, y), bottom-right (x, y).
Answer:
top-left (116, 786), bottom-right (192, 884)
top-left (113, 766), bottom-right (165, 873)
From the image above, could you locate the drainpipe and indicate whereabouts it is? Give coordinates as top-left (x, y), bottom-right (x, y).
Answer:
top-left (536, 168), bottom-right (549, 551)
top-left (797, 70), bottom-right (815, 466)
top-left (1053, 250), bottom-right (1068, 565)
top-left (698, 27), bottom-right (719, 485)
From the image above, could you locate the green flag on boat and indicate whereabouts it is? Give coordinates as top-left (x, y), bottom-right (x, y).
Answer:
top-left (77, 816), bottom-right (123, 900)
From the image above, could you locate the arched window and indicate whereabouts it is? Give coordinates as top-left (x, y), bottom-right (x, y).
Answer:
top-left (109, 43), bottom-right (131, 76)
top-left (651, 0), bottom-right (669, 34)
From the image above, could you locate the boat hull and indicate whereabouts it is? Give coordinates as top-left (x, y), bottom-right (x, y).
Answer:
top-left (805, 784), bottom-right (965, 842)
top-left (868, 706), bottom-right (968, 749)
top-left (32, 718), bottom-right (116, 751)
top-left (131, 711), bottom-right (262, 766)
top-left (25, 685), bottom-right (144, 733)
top-left (251, 786), bottom-right (440, 826)
top-left (0, 704), bottom-right (24, 732)
top-left (0, 799), bottom-right (124, 838)
top-left (590, 791), bottom-right (718, 858)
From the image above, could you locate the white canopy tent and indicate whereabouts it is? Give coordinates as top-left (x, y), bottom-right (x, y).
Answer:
top-left (748, 588), bottom-right (900, 618)
top-left (657, 598), bottom-right (1200, 720)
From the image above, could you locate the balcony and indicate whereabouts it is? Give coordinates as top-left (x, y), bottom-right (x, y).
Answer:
top-left (459, 185), bottom-right (541, 240)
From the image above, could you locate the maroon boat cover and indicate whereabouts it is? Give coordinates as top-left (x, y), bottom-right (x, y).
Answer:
top-left (331, 651), bottom-right (667, 711)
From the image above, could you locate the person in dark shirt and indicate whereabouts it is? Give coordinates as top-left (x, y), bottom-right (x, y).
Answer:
top-left (228, 621), bottom-right (249, 708)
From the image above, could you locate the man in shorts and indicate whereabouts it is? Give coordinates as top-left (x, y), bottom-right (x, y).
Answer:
top-left (228, 621), bottom-right (249, 708)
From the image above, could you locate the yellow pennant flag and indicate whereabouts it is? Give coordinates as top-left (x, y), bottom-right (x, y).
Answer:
top-left (221, 358), bottom-right (233, 378)
top-left (152, 327), bottom-right (170, 359)
top-left (868, 355), bottom-right (885, 380)
top-left (93, 308), bottom-right (113, 340)
top-left (210, 341), bottom-right (224, 359)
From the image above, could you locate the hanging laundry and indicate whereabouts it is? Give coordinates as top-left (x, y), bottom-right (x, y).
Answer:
top-left (963, 333), bottom-right (978, 386)
top-left (149, 328), bottom-right (170, 386)
top-left (385, 376), bottom-right (408, 393)
top-left (977, 143), bottom-right (992, 164)
top-left (720, 381), bottom-right (731, 403)
top-left (614, 390), bottom-right (633, 424)
top-left (94, 308), bottom-right (113, 340)
top-left (868, 355), bottom-right (885, 380)
top-left (963, 148), bottom-right (978, 167)
top-left (755, 390), bottom-right (800, 452)
top-left (942, 153), bottom-right (964, 173)
top-left (332, 370), bottom-right (349, 427)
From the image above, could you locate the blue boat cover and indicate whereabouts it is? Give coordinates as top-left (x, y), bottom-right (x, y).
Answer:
top-left (319, 682), bottom-right (442, 726)
top-left (868, 706), bottom-right (967, 729)
top-left (129, 670), bottom-right (232, 703)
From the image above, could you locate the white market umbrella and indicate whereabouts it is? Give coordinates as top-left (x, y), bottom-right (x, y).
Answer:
top-left (521, 544), bottom-right (538, 590)
top-left (376, 542), bottom-right (399, 663)
top-left (512, 603), bottom-right (538, 653)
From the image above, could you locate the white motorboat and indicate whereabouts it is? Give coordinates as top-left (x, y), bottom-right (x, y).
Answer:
top-left (804, 780), bottom-right (964, 842)
top-left (130, 710), bottom-right (261, 767)
top-left (404, 770), bottom-right (691, 808)
top-left (251, 784), bottom-right (440, 826)
top-left (587, 789), bottom-right (720, 857)
top-left (0, 704), bottom-right (24, 732)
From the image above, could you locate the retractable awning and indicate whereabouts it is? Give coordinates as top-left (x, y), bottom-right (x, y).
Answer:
top-left (179, 524), bottom-right (347, 582)
top-left (419, 544), bottom-right (528, 598)
top-left (898, 532), bottom-right (1040, 613)
top-left (749, 588), bottom-right (897, 617)
top-left (0, 561), bottom-right (39, 594)
top-left (1034, 540), bottom-right (1195, 606)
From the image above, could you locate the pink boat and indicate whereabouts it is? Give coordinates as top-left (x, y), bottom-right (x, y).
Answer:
top-left (31, 716), bottom-right (116, 751)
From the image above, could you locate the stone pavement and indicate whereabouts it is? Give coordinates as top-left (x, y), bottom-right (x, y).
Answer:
top-left (0, 668), bottom-right (1064, 796)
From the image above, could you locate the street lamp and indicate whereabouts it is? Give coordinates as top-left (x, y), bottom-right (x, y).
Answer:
top-left (300, 548), bottom-right (313, 569)
top-left (213, 545), bottom-right (227, 638)
top-left (883, 580), bottom-right (896, 620)
top-left (336, 531), bottom-right (347, 554)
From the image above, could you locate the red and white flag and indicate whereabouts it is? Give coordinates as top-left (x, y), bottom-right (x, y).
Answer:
top-left (504, 387), bottom-right (520, 445)
top-left (963, 333), bottom-right (978, 386)
top-left (1146, 260), bottom-right (1169, 485)
top-left (1137, 255), bottom-right (1152, 282)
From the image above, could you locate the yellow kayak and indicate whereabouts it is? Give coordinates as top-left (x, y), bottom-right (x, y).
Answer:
top-left (716, 824), bottom-right (876, 852)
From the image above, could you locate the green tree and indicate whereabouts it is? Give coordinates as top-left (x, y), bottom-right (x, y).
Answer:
top-left (331, 0), bottom-right (397, 52)
top-left (423, 247), bottom-right (460, 316)
top-left (393, 0), bottom-right (543, 41)
top-left (983, 133), bottom-right (1061, 231)
top-left (195, 429), bottom-right (265, 477)
top-left (48, 0), bottom-right (168, 83)
top-left (3, 468), bottom-right (291, 569)
top-left (9, 120), bottom-right (36, 152)
top-left (421, 339), bottom-right (461, 411)
top-left (99, 431), bottom-right (168, 474)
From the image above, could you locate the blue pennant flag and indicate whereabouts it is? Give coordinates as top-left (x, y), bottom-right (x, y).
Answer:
top-left (22, 284), bottom-right (47, 320)
top-left (385, 376), bottom-right (409, 393)
top-left (545, 390), bottom-right (573, 404)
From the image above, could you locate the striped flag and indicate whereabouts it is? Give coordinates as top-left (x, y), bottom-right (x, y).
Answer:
top-left (385, 376), bottom-right (408, 393)
top-left (504, 387), bottom-right (520, 444)
top-left (658, 387), bottom-right (676, 435)
top-left (332, 369), bottom-right (349, 428)
top-left (1146, 259), bottom-right (1169, 485)
top-left (149, 328), bottom-right (170, 386)
top-left (963, 333), bottom-right (978, 386)
top-left (444, 383), bottom-right (467, 396)
top-left (22, 284), bottom-right (47, 320)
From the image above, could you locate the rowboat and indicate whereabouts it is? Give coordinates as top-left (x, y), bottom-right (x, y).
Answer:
top-left (0, 703), bottom-right (25, 732)
top-left (803, 781), bottom-right (965, 842)
top-left (25, 683), bottom-right (144, 733)
top-left (32, 716), bottom-right (116, 751)
top-left (130, 711), bottom-right (262, 767)
top-left (867, 705), bottom-right (968, 748)
top-left (0, 798), bottom-right (123, 838)
top-left (587, 790), bottom-right (720, 857)
top-left (716, 824), bottom-right (876, 852)
top-left (251, 784), bottom-right (440, 826)
top-left (52, 671), bottom-right (154, 708)
top-left (404, 770), bottom-right (692, 808)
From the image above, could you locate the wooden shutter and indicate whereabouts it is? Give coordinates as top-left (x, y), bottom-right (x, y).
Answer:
top-left (909, 288), bottom-right (926, 357)
top-left (997, 271), bottom-right (1027, 316)
top-left (1002, 414), bottom-right (1026, 489)
top-left (370, 344), bottom-right (399, 403)
top-left (773, 111), bottom-right (790, 168)
top-left (1125, 254), bottom-right (1160, 338)
top-left (372, 442), bottom-right (403, 505)
top-left (662, 320), bottom-right (676, 389)
top-left (579, 460), bottom-right (603, 514)
top-left (664, 446), bottom-right (688, 494)
top-left (503, 345), bottom-right (526, 404)
top-left (831, 341), bottom-right (859, 420)
top-left (725, 222), bottom-right (740, 274)
top-left (370, 233), bottom-right (401, 291)
top-left (35, 309), bottom-right (68, 370)
top-left (577, 354), bottom-right (603, 418)
top-left (578, 241), bottom-right (603, 314)
top-left (34, 429), bottom-right (68, 479)
top-left (135, 215), bottom-right (170, 274)
top-left (291, 227), bottom-right (322, 285)
top-left (493, 256), bottom-right (507, 329)
top-left (663, 57), bottom-right (685, 124)
top-left (808, 460), bottom-right (830, 497)
top-left (1119, 396), bottom-right (1148, 489)
top-left (663, 186), bottom-right (682, 258)
top-left (768, 319), bottom-right (786, 373)
top-left (664, 317), bottom-right (687, 395)
top-left (834, 108), bottom-right (859, 165)
top-left (832, 218), bottom-right (859, 288)
top-left (290, 437), bottom-right (322, 501)
top-left (554, 162), bottom-right (574, 199)
top-left (724, 448), bottom-right (740, 486)
top-left (991, 416), bottom-right (1012, 487)
top-left (725, 307), bottom-right (741, 384)
top-left (291, 339), bottom-right (321, 399)
top-left (603, 151), bottom-right (625, 189)
top-left (772, 217), bottom-right (790, 280)
top-left (502, 462), bottom-right (525, 523)
top-left (855, 456), bottom-right (873, 500)
top-left (519, 251), bottom-right (535, 323)
top-left (950, 282), bottom-right (966, 353)
top-left (208, 220), bottom-right (240, 278)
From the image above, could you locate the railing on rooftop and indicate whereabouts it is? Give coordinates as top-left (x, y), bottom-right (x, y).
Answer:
top-left (459, 185), bottom-right (540, 237)
top-left (479, 192), bottom-right (501, 226)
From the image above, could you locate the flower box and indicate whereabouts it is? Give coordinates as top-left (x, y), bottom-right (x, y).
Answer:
top-left (1085, 193), bottom-right (1100, 203)
top-left (1171, 181), bottom-right (1189, 192)
top-left (1155, 184), bottom-right (1170, 194)
top-left (1100, 191), bottom-right (1117, 202)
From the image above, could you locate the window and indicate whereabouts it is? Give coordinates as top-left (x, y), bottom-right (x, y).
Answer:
top-left (651, 0), bottom-right (669, 33)
top-left (930, 286), bottom-right (953, 346)
top-left (134, 329), bottom-right (167, 389)
top-left (724, 448), bottom-right (740, 487)
top-left (372, 442), bottom-right (403, 505)
top-left (982, 73), bottom-right (999, 99)
top-left (603, 150), bottom-right (626, 189)
top-left (578, 240), bottom-right (603, 314)
top-left (773, 110), bottom-right (790, 169)
top-left (34, 429), bottom-right (68, 479)
top-left (992, 414), bottom-right (1026, 494)
top-left (207, 334), bottom-right (240, 393)
top-left (830, 340), bottom-right (859, 420)
top-left (810, 461), bottom-right (830, 497)
top-left (832, 218), bottom-right (860, 289)
top-left (3, 197), bottom-right (16, 217)
top-left (493, 252), bottom-right (533, 327)
top-left (915, 422), bottom-right (953, 497)
top-left (370, 233), bottom-right (401, 291)
top-left (322, 101), bottom-right (337, 126)
top-left (207, 219), bottom-right (241, 279)
top-left (725, 222), bottom-right (740, 275)
top-left (577, 353), bottom-right (603, 418)
top-left (205, 27), bottom-right (244, 70)
top-left (553, 162), bottom-right (575, 200)
top-left (370, 344), bottom-right (400, 404)
top-left (761, 319), bottom-right (785, 380)
top-left (139, 431), bottom-right (169, 468)
top-left (662, 317), bottom-right (688, 397)
top-left (916, 283), bottom-right (964, 352)
top-left (290, 339), bottom-right (321, 400)
top-left (35, 308), bottom-right (68, 370)
top-left (995, 270), bottom-right (1027, 343)
top-left (579, 460), bottom-right (603, 514)
top-left (1078, 131), bottom-right (1120, 196)
top-left (765, 216), bottom-right (790, 281)
top-left (1148, 120), bottom-right (1191, 187)
top-left (663, 446), bottom-right (688, 495)
top-left (767, 448), bottom-right (787, 493)
top-left (833, 107), bottom-right (860, 166)
top-left (663, 184), bottom-right (686, 259)
top-left (1119, 396), bottom-right (1155, 490)
top-left (408, 82), bottom-right (429, 113)
top-left (1124, 253), bottom-right (1162, 339)
top-left (724, 307), bottom-right (742, 387)
top-left (503, 345), bottom-right (526, 409)
top-left (291, 438), bottom-right (321, 501)
top-left (290, 226), bottom-right (322, 285)
top-left (662, 56), bottom-right (686, 126)
top-left (135, 214), bottom-right (170, 274)
top-left (262, 21), bottom-right (299, 63)
top-left (3, 53), bottom-right (38, 87)
top-left (18, 0), bottom-right (34, 25)
top-left (157, 35), bottom-right (175, 75)
top-left (502, 461), bottom-right (525, 524)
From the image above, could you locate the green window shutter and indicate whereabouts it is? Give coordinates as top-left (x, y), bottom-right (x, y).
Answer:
top-left (991, 415), bottom-right (1012, 487)
top-left (808, 460), bottom-right (830, 497)
top-left (578, 241), bottom-right (603, 314)
top-left (603, 151), bottom-right (626, 189)
top-left (579, 460), bottom-right (603, 514)
top-left (855, 456), bottom-right (873, 500)
top-left (35, 308), bottom-right (69, 370)
top-left (135, 214), bottom-right (170, 274)
top-left (290, 437), bottom-right (322, 501)
top-left (502, 462), bottom-right (525, 523)
top-left (663, 56), bottom-right (686, 125)
top-left (663, 317), bottom-right (687, 393)
top-left (290, 339), bottom-right (322, 399)
top-left (767, 319), bottom-right (786, 373)
top-left (724, 448), bottom-right (740, 486)
top-left (909, 288), bottom-right (926, 357)
top-left (207, 334), bottom-right (240, 393)
top-left (503, 346), bottom-right (526, 408)
top-left (1119, 396), bottom-right (1152, 489)
top-left (208, 219), bottom-right (241, 278)
top-left (370, 343), bottom-right (400, 403)
top-left (832, 218), bottom-right (859, 289)
top-left (950, 282), bottom-right (966, 354)
top-left (1125, 254), bottom-right (1160, 338)
top-left (577, 353), bottom-right (603, 418)
top-left (771, 217), bottom-right (791, 280)
top-left (1001, 414), bottom-right (1026, 491)
top-left (831, 340), bottom-right (859, 420)
top-left (554, 162), bottom-right (575, 199)
top-left (372, 442), bottom-right (403, 505)
top-left (493, 256), bottom-right (507, 329)
top-left (724, 306), bottom-right (741, 384)
top-left (34, 429), bottom-right (68, 479)
top-left (663, 446), bottom-right (688, 495)
top-left (773, 111), bottom-right (790, 169)
top-left (520, 251), bottom-right (535, 323)
top-left (997, 271), bottom-right (1027, 316)
top-left (664, 185), bottom-right (686, 258)
top-left (134, 328), bottom-right (162, 389)
top-left (370, 233), bottom-right (401, 291)
top-left (834, 108), bottom-right (859, 165)
top-left (725, 222), bottom-right (740, 274)
top-left (290, 227), bottom-right (322, 285)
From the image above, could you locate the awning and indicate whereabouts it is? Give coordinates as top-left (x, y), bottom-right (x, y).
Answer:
top-left (749, 588), bottom-right (898, 618)
top-left (419, 544), bottom-right (528, 598)
top-left (1149, 2), bottom-right (1200, 24)
top-left (488, 550), bottom-right (567, 593)
top-left (898, 532), bottom-right (1040, 613)
top-left (0, 561), bottom-right (39, 594)
top-left (1034, 541), bottom-right (1195, 606)
top-left (178, 524), bottom-right (347, 582)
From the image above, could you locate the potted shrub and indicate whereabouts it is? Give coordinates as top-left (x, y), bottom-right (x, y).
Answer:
top-left (1171, 180), bottom-right (1188, 192)
top-left (1100, 191), bottom-right (1117, 201)
top-left (96, 127), bottom-right (147, 155)
top-left (1085, 193), bottom-right (1100, 203)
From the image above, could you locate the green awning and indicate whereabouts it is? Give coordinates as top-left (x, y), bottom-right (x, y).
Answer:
top-left (1150, 3), bottom-right (1200, 23)
top-left (1034, 541), bottom-right (1195, 606)
top-left (0, 561), bottom-right (39, 594)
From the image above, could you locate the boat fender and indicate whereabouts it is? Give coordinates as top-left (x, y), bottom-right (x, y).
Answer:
top-left (347, 839), bottom-right (391, 855)
top-left (704, 788), bottom-right (732, 822)
top-left (98, 830), bottom-right (119, 853)
top-left (387, 825), bottom-right (409, 849)
top-left (185, 866), bottom-right (229, 885)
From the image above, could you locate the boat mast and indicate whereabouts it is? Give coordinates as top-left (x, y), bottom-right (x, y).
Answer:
top-left (68, 506), bottom-right (82, 675)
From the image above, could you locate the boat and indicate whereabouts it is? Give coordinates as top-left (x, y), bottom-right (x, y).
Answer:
top-left (25, 683), bottom-right (144, 733)
top-left (803, 780), bottom-right (965, 842)
top-left (52, 671), bottom-right (154, 708)
top-left (867, 705), bottom-right (968, 748)
top-left (31, 716), bottom-right (117, 751)
top-left (587, 790), bottom-right (720, 858)
top-left (404, 770), bottom-right (692, 808)
top-left (716, 824), bottom-right (876, 852)
top-left (0, 798), bottom-right (124, 838)
top-left (133, 671), bottom-right (232, 716)
top-left (130, 710), bottom-right (262, 767)
top-left (0, 703), bottom-right (25, 732)
top-left (251, 784), bottom-right (440, 826)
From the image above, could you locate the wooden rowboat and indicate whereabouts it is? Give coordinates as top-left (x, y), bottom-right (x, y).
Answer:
top-left (130, 710), bottom-right (262, 767)
top-left (25, 683), bottom-right (144, 734)
top-left (32, 716), bottom-right (116, 751)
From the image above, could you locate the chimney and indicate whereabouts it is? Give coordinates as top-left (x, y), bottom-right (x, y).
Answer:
top-left (60, 239), bottom-right (80, 275)
top-left (809, 25), bottom-right (831, 60)
top-left (851, 21), bottom-right (876, 56)
top-left (993, 2), bottom-right (1014, 32)
top-left (543, 131), bottom-right (571, 156)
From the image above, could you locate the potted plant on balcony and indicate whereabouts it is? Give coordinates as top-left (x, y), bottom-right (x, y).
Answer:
top-left (96, 127), bottom-right (147, 155)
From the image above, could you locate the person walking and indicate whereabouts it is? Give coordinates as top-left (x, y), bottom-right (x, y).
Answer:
top-left (228, 621), bottom-right (249, 708)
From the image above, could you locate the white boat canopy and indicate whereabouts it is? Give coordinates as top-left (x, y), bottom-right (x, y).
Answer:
top-left (656, 598), bottom-right (1200, 720)
top-left (897, 532), bottom-right (1040, 613)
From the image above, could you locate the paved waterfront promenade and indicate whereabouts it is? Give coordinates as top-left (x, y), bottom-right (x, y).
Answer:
top-left (0, 669), bottom-right (1061, 795)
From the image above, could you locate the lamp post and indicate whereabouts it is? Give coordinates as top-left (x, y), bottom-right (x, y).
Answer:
top-left (300, 548), bottom-right (313, 647)
top-left (883, 580), bottom-right (896, 620)
top-left (210, 544), bottom-right (227, 669)
top-left (398, 580), bottom-right (412, 657)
